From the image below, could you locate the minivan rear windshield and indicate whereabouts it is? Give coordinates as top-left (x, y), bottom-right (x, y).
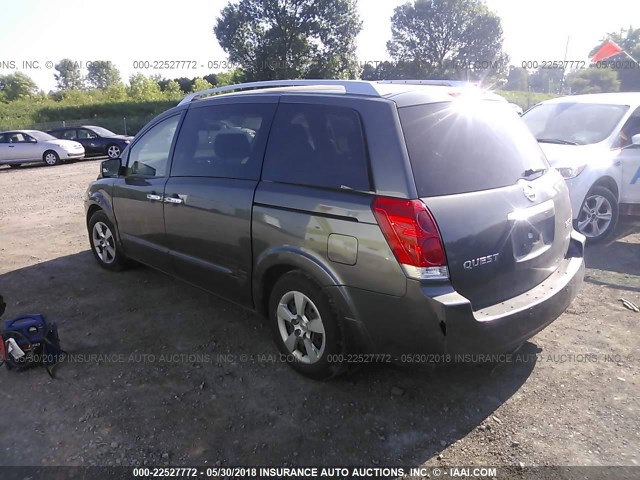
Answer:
top-left (399, 100), bottom-right (548, 197)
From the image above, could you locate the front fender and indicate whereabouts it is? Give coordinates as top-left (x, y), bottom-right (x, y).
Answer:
top-left (85, 180), bottom-right (118, 229)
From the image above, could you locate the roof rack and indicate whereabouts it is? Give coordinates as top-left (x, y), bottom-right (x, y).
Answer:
top-left (177, 79), bottom-right (381, 105)
top-left (377, 79), bottom-right (478, 87)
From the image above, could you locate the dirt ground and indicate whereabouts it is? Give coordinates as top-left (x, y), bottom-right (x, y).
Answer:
top-left (0, 160), bottom-right (639, 473)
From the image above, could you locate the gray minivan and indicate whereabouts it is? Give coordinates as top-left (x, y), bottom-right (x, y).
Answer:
top-left (85, 80), bottom-right (585, 378)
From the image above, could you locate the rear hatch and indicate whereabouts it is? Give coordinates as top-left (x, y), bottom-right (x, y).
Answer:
top-left (398, 99), bottom-right (573, 309)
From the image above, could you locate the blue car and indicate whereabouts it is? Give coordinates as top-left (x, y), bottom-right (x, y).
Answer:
top-left (48, 125), bottom-right (133, 159)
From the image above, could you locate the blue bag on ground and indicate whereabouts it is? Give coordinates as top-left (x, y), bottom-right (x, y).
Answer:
top-left (0, 301), bottom-right (64, 376)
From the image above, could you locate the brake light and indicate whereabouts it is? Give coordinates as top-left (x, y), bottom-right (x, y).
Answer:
top-left (372, 197), bottom-right (449, 280)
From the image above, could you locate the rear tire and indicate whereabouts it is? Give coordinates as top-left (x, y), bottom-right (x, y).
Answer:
top-left (576, 186), bottom-right (618, 243)
top-left (88, 210), bottom-right (130, 271)
top-left (43, 150), bottom-right (60, 166)
top-left (268, 271), bottom-right (344, 379)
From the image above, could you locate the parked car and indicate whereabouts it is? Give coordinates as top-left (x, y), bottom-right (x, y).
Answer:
top-left (48, 125), bottom-right (133, 159)
top-left (0, 130), bottom-right (85, 167)
top-left (522, 93), bottom-right (640, 242)
top-left (85, 80), bottom-right (585, 378)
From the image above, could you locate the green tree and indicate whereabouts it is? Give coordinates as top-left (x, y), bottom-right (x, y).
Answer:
top-left (0, 72), bottom-right (39, 100)
top-left (127, 73), bottom-right (162, 100)
top-left (191, 77), bottom-right (214, 92)
top-left (504, 66), bottom-right (529, 91)
top-left (568, 68), bottom-right (620, 94)
top-left (203, 73), bottom-right (218, 86)
top-left (164, 77), bottom-right (195, 93)
top-left (214, 0), bottom-right (362, 81)
top-left (590, 27), bottom-right (640, 92)
top-left (387, 0), bottom-right (507, 79)
top-left (54, 58), bottom-right (84, 90)
top-left (104, 82), bottom-right (128, 102)
top-left (359, 61), bottom-right (419, 80)
top-left (86, 60), bottom-right (121, 89)
top-left (163, 80), bottom-right (183, 99)
top-left (528, 67), bottom-right (565, 94)
top-left (215, 69), bottom-right (245, 86)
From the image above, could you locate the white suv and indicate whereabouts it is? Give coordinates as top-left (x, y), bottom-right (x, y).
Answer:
top-left (522, 93), bottom-right (640, 242)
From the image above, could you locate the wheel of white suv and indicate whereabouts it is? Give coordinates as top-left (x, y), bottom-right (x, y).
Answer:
top-left (107, 145), bottom-right (121, 159)
top-left (576, 186), bottom-right (619, 243)
top-left (269, 271), bottom-right (344, 379)
top-left (88, 210), bottom-right (130, 271)
top-left (43, 150), bottom-right (60, 166)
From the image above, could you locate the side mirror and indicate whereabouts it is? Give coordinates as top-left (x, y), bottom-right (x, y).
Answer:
top-left (100, 158), bottom-right (123, 178)
top-left (632, 133), bottom-right (640, 146)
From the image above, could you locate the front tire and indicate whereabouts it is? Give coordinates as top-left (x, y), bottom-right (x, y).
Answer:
top-left (43, 150), bottom-right (60, 166)
top-left (269, 271), bottom-right (344, 379)
top-left (576, 186), bottom-right (618, 243)
top-left (88, 210), bottom-right (130, 271)
top-left (107, 144), bottom-right (121, 159)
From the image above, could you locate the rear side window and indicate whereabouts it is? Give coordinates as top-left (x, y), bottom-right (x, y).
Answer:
top-left (171, 103), bottom-right (276, 180)
top-left (399, 101), bottom-right (548, 197)
top-left (62, 130), bottom-right (77, 140)
top-left (262, 103), bottom-right (370, 191)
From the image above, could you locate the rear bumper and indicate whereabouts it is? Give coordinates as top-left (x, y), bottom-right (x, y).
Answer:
top-left (339, 231), bottom-right (585, 357)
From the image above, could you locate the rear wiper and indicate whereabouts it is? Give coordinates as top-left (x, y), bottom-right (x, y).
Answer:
top-left (536, 138), bottom-right (579, 145)
top-left (521, 168), bottom-right (547, 180)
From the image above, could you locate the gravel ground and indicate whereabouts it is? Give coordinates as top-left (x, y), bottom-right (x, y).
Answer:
top-left (0, 160), bottom-right (639, 473)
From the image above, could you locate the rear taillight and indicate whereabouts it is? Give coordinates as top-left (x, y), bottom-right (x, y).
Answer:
top-left (372, 197), bottom-right (449, 280)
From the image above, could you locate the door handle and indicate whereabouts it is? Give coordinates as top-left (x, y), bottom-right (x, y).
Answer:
top-left (146, 193), bottom-right (163, 201)
top-left (164, 195), bottom-right (184, 204)
top-left (8, 145), bottom-right (15, 148)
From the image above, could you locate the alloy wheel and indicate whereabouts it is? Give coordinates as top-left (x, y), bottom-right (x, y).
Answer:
top-left (577, 193), bottom-right (613, 238)
top-left (92, 221), bottom-right (116, 264)
top-left (276, 290), bottom-right (326, 364)
top-left (107, 146), bottom-right (121, 158)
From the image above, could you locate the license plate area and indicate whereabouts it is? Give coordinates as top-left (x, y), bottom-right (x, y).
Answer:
top-left (508, 200), bottom-right (555, 262)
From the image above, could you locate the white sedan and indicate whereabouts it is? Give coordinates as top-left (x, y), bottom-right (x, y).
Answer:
top-left (0, 130), bottom-right (85, 168)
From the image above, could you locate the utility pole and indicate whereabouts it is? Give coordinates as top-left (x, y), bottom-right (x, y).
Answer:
top-left (560, 36), bottom-right (570, 94)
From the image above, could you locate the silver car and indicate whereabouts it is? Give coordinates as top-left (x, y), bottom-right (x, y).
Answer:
top-left (0, 130), bottom-right (85, 168)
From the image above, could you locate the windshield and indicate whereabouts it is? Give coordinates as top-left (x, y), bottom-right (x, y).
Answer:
top-left (523, 102), bottom-right (629, 145)
top-left (29, 131), bottom-right (57, 141)
top-left (89, 126), bottom-right (117, 137)
top-left (399, 100), bottom-right (548, 197)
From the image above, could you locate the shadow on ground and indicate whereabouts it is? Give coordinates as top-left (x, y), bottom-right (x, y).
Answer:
top-left (0, 251), bottom-right (537, 467)
top-left (584, 217), bottom-right (640, 293)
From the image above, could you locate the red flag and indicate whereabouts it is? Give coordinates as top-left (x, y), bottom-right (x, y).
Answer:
top-left (591, 40), bottom-right (623, 63)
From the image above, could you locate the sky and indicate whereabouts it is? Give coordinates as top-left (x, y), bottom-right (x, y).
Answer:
top-left (0, 0), bottom-right (638, 91)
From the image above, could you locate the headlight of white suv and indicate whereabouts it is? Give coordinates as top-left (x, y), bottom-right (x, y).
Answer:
top-left (556, 165), bottom-right (586, 179)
